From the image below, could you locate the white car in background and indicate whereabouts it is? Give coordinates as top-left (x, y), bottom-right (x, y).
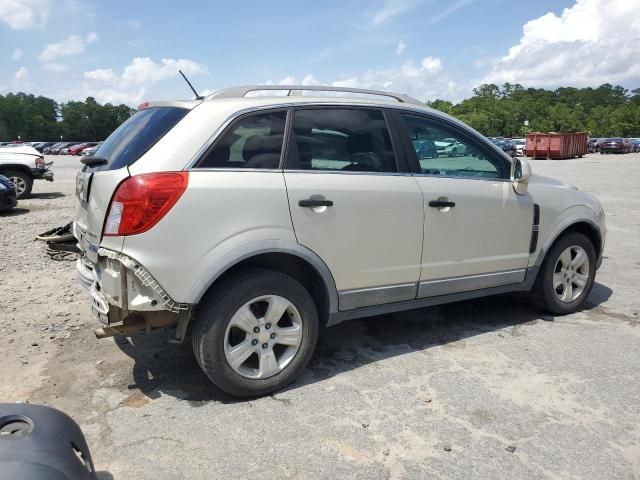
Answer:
top-left (0, 145), bottom-right (54, 198)
top-left (514, 138), bottom-right (526, 156)
top-left (74, 85), bottom-right (606, 397)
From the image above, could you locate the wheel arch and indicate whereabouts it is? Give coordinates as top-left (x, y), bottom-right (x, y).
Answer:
top-left (195, 247), bottom-right (339, 327)
top-left (0, 163), bottom-right (32, 177)
top-left (536, 217), bottom-right (603, 268)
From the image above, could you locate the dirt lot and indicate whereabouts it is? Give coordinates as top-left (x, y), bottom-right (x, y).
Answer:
top-left (1, 153), bottom-right (639, 479)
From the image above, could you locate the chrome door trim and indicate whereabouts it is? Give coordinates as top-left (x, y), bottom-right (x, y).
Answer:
top-left (339, 282), bottom-right (417, 310)
top-left (418, 269), bottom-right (526, 298)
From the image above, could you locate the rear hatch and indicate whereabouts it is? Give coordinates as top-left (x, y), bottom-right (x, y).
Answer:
top-left (74, 105), bottom-right (191, 261)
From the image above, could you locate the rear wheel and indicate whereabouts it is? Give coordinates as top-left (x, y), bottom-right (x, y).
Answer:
top-left (532, 232), bottom-right (596, 315)
top-left (5, 170), bottom-right (32, 199)
top-left (192, 268), bottom-right (319, 397)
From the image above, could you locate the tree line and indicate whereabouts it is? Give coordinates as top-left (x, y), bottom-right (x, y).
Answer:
top-left (0, 93), bottom-right (135, 142)
top-left (428, 83), bottom-right (640, 138)
top-left (2, 83), bottom-right (639, 141)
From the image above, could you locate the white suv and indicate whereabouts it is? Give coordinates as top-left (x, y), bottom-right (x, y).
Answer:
top-left (74, 85), bottom-right (606, 397)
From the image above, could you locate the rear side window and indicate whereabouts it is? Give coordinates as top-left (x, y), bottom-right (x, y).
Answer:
top-left (93, 107), bottom-right (188, 171)
top-left (285, 108), bottom-right (397, 173)
top-left (196, 111), bottom-right (287, 169)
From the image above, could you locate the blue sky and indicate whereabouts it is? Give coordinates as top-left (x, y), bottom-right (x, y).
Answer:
top-left (1, 0), bottom-right (639, 105)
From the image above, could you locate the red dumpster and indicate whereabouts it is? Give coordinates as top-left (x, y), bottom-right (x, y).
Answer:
top-left (525, 132), bottom-right (588, 159)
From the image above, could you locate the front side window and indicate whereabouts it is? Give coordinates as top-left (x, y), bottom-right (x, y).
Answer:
top-left (401, 114), bottom-right (509, 179)
top-left (197, 111), bottom-right (287, 169)
top-left (285, 108), bottom-right (397, 173)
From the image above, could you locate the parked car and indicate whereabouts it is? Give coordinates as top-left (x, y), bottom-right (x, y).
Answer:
top-left (599, 138), bottom-right (628, 154)
top-left (50, 142), bottom-right (77, 155)
top-left (33, 141), bottom-right (57, 153)
top-left (68, 142), bottom-right (98, 155)
top-left (435, 138), bottom-right (469, 157)
top-left (0, 174), bottom-right (17, 210)
top-left (60, 143), bottom-right (83, 155)
top-left (514, 138), bottom-right (526, 156)
top-left (43, 142), bottom-right (62, 154)
top-left (81, 142), bottom-right (102, 156)
top-left (0, 145), bottom-right (54, 198)
top-left (491, 138), bottom-right (517, 157)
top-left (74, 84), bottom-right (606, 397)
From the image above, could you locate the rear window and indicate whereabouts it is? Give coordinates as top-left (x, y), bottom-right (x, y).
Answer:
top-left (92, 106), bottom-right (188, 171)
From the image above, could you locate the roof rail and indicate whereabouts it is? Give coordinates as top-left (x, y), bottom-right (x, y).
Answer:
top-left (207, 85), bottom-right (424, 106)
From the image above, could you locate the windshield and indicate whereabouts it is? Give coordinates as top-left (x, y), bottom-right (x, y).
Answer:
top-left (92, 106), bottom-right (188, 171)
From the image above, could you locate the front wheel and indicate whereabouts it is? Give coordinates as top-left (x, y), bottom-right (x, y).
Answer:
top-left (192, 268), bottom-right (319, 397)
top-left (5, 170), bottom-right (33, 199)
top-left (532, 232), bottom-right (596, 315)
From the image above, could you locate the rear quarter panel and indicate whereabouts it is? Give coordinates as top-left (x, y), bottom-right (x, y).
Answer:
top-left (120, 171), bottom-right (296, 303)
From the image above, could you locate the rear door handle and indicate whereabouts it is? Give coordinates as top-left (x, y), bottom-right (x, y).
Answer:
top-left (299, 199), bottom-right (334, 208)
top-left (428, 200), bottom-right (455, 208)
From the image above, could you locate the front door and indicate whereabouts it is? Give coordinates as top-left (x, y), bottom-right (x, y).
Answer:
top-left (397, 112), bottom-right (534, 298)
top-left (283, 107), bottom-right (424, 310)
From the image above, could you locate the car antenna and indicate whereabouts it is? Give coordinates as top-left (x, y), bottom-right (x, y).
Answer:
top-left (179, 70), bottom-right (204, 100)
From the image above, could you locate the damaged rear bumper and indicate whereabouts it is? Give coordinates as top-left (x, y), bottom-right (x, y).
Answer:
top-left (76, 247), bottom-right (191, 339)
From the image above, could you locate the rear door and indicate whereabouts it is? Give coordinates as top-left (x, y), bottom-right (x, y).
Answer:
top-left (74, 106), bottom-right (189, 261)
top-left (283, 107), bottom-right (424, 310)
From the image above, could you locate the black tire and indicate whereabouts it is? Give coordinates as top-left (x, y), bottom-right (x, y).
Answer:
top-left (4, 170), bottom-right (32, 199)
top-left (192, 268), bottom-right (319, 397)
top-left (532, 232), bottom-right (596, 315)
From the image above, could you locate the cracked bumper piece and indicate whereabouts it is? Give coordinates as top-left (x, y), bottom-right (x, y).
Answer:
top-left (76, 247), bottom-right (189, 325)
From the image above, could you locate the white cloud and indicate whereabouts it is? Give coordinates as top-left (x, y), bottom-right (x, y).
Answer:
top-left (82, 57), bottom-right (207, 104)
top-left (14, 66), bottom-right (28, 80)
top-left (39, 33), bottom-right (97, 62)
top-left (395, 40), bottom-right (406, 55)
top-left (13, 66), bottom-right (31, 90)
top-left (86, 31), bottom-right (98, 44)
top-left (84, 68), bottom-right (117, 83)
top-left (302, 74), bottom-right (320, 86)
top-left (12, 48), bottom-right (23, 60)
top-left (264, 55), bottom-right (458, 102)
top-left (484, 0), bottom-right (640, 87)
top-left (0, 0), bottom-right (49, 29)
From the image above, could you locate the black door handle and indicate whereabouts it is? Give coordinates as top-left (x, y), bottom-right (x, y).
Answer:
top-left (299, 199), bottom-right (334, 208)
top-left (429, 200), bottom-right (455, 208)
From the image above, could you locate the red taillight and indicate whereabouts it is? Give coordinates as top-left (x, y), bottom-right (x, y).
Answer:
top-left (103, 172), bottom-right (189, 236)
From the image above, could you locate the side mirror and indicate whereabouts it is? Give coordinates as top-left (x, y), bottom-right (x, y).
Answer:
top-left (511, 157), bottom-right (531, 195)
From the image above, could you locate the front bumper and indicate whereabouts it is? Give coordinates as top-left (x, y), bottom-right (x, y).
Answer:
top-left (32, 162), bottom-right (54, 182)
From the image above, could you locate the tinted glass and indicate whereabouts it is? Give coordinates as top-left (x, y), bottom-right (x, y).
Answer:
top-left (401, 114), bottom-right (509, 179)
top-left (93, 107), bottom-right (187, 171)
top-left (197, 111), bottom-right (287, 169)
top-left (286, 108), bottom-right (397, 173)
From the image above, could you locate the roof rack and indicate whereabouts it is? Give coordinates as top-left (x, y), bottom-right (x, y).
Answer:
top-left (207, 85), bottom-right (424, 106)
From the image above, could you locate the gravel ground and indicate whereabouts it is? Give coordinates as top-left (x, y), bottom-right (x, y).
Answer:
top-left (0, 153), bottom-right (639, 479)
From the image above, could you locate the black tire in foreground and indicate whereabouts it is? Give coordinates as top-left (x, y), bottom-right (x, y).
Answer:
top-left (532, 232), bottom-right (596, 315)
top-left (4, 170), bottom-right (33, 199)
top-left (192, 268), bottom-right (319, 397)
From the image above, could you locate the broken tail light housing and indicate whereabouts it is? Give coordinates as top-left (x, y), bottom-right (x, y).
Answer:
top-left (103, 172), bottom-right (189, 236)
top-left (35, 156), bottom-right (45, 169)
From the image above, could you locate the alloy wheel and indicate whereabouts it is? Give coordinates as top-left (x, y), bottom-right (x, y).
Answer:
top-left (224, 295), bottom-right (303, 379)
top-left (553, 245), bottom-right (590, 303)
top-left (9, 176), bottom-right (26, 196)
